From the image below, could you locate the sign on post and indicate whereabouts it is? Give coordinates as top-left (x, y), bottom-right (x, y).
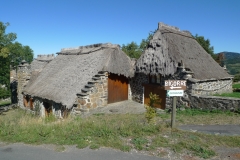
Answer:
top-left (165, 80), bottom-right (186, 90)
top-left (167, 90), bottom-right (184, 97)
top-left (165, 80), bottom-right (186, 129)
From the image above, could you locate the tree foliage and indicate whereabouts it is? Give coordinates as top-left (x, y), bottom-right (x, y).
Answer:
top-left (0, 22), bottom-right (34, 99)
top-left (194, 34), bottom-right (217, 60)
top-left (122, 42), bottom-right (142, 59)
top-left (121, 31), bottom-right (155, 59)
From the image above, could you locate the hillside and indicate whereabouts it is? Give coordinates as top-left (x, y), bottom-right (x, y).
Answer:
top-left (216, 52), bottom-right (240, 75)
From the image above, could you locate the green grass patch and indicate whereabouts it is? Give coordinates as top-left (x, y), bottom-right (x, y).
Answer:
top-left (175, 108), bottom-right (240, 125)
top-left (214, 92), bottom-right (240, 98)
top-left (233, 83), bottom-right (240, 89)
top-left (0, 100), bottom-right (11, 107)
top-left (0, 109), bottom-right (240, 159)
top-left (177, 108), bottom-right (234, 116)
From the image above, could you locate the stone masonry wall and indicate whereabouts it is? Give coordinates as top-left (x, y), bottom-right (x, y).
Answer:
top-left (188, 79), bottom-right (232, 96)
top-left (32, 98), bottom-right (65, 118)
top-left (189, 95), bottom-right (240, 111)
top-left (130, 73), bottom-right (148, 104)
top-left (75, 72), bottom-right (108, 114)
top-left (17, 63), bottom-right (30, 108)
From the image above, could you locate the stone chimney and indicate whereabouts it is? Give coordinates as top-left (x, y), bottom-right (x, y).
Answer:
top-left (17, 60), bottom-right (30, 107)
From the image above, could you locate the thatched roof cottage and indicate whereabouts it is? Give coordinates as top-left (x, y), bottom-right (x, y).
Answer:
top-left (17, 54), bottom-right (55, 111)
top-left (131, 22), bottom-right (232, 109)
top-left (21, 43), bottom-right (134, 117)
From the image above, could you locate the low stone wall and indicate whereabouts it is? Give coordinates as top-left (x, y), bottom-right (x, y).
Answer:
top-left (189, 95), bottom-right (240, 111)
top-left (189, 78), bottom-right (232, 96)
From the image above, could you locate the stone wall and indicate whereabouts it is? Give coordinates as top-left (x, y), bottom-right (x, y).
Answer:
top-left (74, 72), bottom-right (108, 114)
top-left (17, 62), bottom-right (30, 108)
top-left (189, 95), bottom-right (240, 111)
top-left (21, 97), bottom-right (66, 118)
top-left (130, 73), bottom-right (148, 104)
top-left (130, 69), bottom-right (234, 112)
top-left (188, 78), bottom-right (232, 96)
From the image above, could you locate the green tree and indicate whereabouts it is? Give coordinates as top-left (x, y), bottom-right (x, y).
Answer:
top-left (194, 34), bottom-right (216, 60)
top-left (139, 31), bottom-right (156, 52)
top-left (122, 31), bottom-right (155, 59)
top-left (8, 42), bottom-right (34, 68)
top-left (122, 42), bottom-right (142, 59)
top-left (0, 22), bottom-right (34, 99)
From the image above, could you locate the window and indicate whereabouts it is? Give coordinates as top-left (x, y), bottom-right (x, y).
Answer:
top-left (149, 74), bottom-right (162, 85)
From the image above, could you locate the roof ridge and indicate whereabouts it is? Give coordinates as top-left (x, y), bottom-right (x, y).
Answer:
top-left (158, 22), bottom-right (192, 37)
top-left (61, 43), bottom-right (119, 52)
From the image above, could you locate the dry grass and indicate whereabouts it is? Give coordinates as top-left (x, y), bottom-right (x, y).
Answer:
top-left (0, 108), bottom-right (240, 159)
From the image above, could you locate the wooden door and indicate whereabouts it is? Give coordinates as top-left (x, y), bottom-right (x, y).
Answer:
top-left (108, 73), bottom-right (128, 104)
top-left (29, 98), bottom-right (34, 110)
top-left (43, 102), bottom-right (52, 116)
top-left (144, 84), bottom-right (166, 109)
top-left (23, 95), bottom-right (29, 108)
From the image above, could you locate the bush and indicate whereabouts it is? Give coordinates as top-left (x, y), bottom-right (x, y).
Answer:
top-left (233, 74), bottom-right (240, 82)
top-left (0, 88), bottom-right (10, 99)
top-left (145, 93), bottom-right (159, 124)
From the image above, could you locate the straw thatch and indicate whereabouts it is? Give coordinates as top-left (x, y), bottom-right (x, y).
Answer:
top-left (30, 54), bottom-right (55, 72)
top-left (23, 43), bottom-right (134, 109)
top-left (136, 22), bottom-right (230, 80)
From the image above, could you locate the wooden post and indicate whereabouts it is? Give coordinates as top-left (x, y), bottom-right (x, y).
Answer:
top-left (171, 96), bottom-right (176, 128)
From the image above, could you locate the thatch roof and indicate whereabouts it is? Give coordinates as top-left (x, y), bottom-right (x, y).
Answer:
top-left (136, 22), bottom-right (230, 80)
top-left (23, 43), bottom-right (134, 109)
top-left (30, 54), bottom-right (55, 72)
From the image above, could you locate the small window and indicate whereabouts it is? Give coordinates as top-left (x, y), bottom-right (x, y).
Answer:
top-left (149, 74), bottom-right (162, 85)
top-left (151, 75), bottom-right (155, 83)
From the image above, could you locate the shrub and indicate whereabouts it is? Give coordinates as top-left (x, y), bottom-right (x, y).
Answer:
top-left (145, 92), bottom-right (159, 124)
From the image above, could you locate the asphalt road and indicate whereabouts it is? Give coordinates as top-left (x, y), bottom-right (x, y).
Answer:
top-left (0, 143), bottom-right (165, 160)
top-left (179, 124), bottom-right (240, 136)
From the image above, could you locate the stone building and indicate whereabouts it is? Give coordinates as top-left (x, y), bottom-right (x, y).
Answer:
top-left (21, 43), bottom-right (134, 117)
top-left (17, 54), bottom-right (55, 111)
top-left (133, 22), bottom-right (232, 110)
top-left (17, 22), bottom-right (235, 117)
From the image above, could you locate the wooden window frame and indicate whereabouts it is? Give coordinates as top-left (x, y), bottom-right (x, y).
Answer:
top-left (149, 74), bottom-right (163, 85)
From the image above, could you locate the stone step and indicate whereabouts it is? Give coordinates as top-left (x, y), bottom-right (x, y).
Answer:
top-left (92, 77), bottom-right (101, 80)
top-left (76, 92), bottom-right (89, 97)
top-left (88, 81), bottom-right (98, 84)
top-left (95, 74), bottom-right (105, 77)
top-left (85, 84), bottom-right (94, 88)
top-left (81, 88), bottom-right (91, 93)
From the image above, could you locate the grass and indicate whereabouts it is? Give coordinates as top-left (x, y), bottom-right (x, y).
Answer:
top-left (175, 108), bottom-right (240, 125)
top-left (0, 109), bottom-right (240, 159)
top-left (233, 83), bottom-right (240, 89)
top-left (0, 100), bottom-right (11, 107)
top-left (214, 92), bottom-right (240, 98)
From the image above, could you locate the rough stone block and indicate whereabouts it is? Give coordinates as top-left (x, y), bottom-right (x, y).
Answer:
top-left (78, 99), bottom-right (86, 105)
top-left (86, 103), bottom-right (91, 108)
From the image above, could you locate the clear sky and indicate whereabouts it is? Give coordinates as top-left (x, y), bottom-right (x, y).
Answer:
top-left (1, 0), bottom-right (240, 57)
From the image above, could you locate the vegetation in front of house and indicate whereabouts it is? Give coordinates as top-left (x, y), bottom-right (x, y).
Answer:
top-left (145, 92), bottom-right (158, 124)
top-left (0, 109), bottom-right (240, 159)
top-left (159, 108), bottom-right (240, 125)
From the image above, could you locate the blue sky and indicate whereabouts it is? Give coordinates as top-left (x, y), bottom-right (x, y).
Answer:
top-left (1, 0), bottom-right (240, 57)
